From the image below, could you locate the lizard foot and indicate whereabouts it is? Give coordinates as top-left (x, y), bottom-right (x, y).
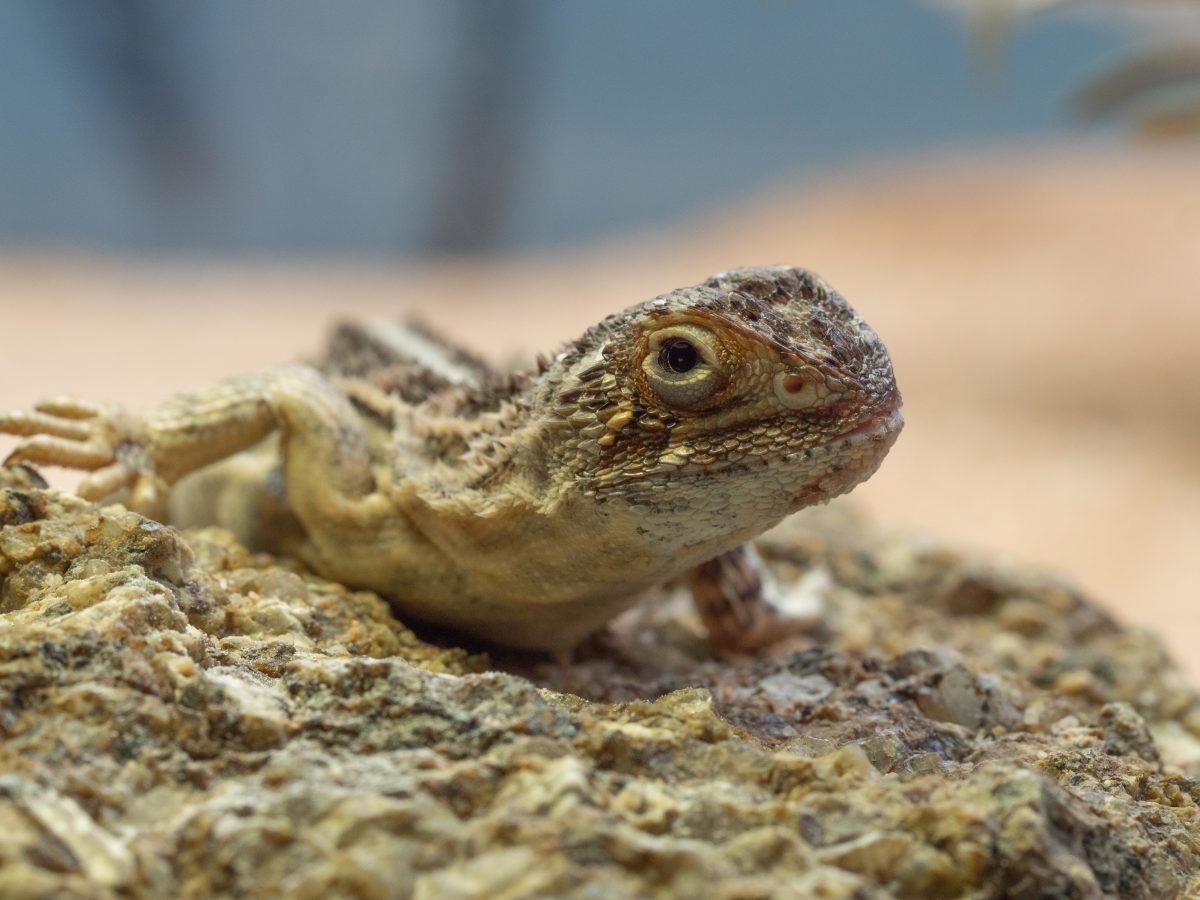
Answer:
top-left (689, 544), bottom-right (828, 654)
top-left (0, 400), bottom-right (168, 517)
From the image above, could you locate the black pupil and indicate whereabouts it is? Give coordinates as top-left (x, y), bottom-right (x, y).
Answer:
top-left (659, 339), bottom-right (698, 374)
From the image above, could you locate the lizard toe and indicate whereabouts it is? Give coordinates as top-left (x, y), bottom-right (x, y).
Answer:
top-left (0, 410), bottom-right (93, 441)
top-left (78, 463), bottom-right (137, 501)
top-left (129, 473), bottom-right (170, 520)
top-left (5, 434), bottom-right (115, 471)
top-left (33, 397), bottom-right (104, 420)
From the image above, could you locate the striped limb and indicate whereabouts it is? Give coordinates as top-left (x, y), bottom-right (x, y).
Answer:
top-left (689, 544), bottom-right (826, 654)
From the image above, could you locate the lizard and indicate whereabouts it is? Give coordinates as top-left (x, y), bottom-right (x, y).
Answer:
top-left (0, 266), bottom-right (903, 652)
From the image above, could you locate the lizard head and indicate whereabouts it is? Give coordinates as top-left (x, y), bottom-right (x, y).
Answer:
top-left (536, 266), bottom-right (902, 551)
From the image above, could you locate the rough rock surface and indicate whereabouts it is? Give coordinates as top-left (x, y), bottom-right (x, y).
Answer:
top-left (0, 465), bottom-right (1197, 898)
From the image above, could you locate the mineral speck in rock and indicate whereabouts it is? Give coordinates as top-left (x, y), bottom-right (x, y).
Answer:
top-left (0, 469), bottom-right (1198, 898)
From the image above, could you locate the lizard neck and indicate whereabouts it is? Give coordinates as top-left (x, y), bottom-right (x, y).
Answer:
top-left (405, 329), bottom-right (619, 513)
top-left (400, 373), bottom-right (553, 510)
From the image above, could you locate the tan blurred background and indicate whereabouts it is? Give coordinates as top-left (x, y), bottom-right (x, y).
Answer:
top-left (0, 5), bottom-right (1197, 677)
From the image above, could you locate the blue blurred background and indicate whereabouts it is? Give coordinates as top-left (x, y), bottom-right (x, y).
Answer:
top-left (0, 0), bottom-right (1130, 257)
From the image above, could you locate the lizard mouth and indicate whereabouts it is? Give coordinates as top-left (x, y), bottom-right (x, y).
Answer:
top-left (833, 406), bottom-right (904, 443)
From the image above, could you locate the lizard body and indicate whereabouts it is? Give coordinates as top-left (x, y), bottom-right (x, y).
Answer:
top-left (1, 267), bottom-right (902, 651)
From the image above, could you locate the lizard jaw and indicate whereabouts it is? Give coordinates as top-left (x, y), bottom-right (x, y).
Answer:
top-left (786, 406), bottom-right (903, 509)
top-left (833, 406), bottom-right (905, 444)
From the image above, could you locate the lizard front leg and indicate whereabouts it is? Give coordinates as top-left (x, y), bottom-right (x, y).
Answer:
top-left (1, 365), bottom-right (384, 527)
top-left (689, 545), bottom-right (826, 654)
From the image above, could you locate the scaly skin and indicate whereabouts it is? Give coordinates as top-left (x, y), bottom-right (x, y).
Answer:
top-left (0, 267), bottom-right (902, 651)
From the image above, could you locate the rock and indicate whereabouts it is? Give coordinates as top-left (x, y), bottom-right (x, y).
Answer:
top-left (0, 470), bottom-right (1198, 898)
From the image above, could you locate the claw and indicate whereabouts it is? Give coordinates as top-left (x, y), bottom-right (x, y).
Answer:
top-left (5, 435), bottom-right (113, 471)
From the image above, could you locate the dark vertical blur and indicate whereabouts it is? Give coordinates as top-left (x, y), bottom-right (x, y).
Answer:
top-left (49, 0), bottom-right (215, 203)
top-left (423, 0), bottom-right (537, 253)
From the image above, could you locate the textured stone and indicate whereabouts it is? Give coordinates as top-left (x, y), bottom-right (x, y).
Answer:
top-left (0, 466), bottom-right (1197, 898)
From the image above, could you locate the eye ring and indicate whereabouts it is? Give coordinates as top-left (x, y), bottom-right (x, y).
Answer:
top-left (640, 323), bottom-right (728, 410)
top-left (658, 338), bottom-right (698, 374)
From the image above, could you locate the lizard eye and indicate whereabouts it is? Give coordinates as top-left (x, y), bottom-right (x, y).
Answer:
top-left (642, 324), bottom-right (727, 410)
top-left (658, 339), bottom-right (698, 374)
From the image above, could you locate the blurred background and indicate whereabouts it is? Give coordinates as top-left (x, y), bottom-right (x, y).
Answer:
top-left (1, 2), bottom-right (1197, 676)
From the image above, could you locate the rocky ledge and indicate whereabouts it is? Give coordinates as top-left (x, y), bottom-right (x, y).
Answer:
top-left (0, 464), bottom-right (1197, 898)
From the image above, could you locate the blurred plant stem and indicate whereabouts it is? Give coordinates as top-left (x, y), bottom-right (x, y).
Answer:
top-left (955, 0), bottom-right (1200, 137)
top-left (423, 1), bottom-right (537, 254)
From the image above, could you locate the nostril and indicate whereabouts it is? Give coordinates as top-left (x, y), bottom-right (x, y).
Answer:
top-left (773, 371), bottom-right (821, 409)
top-left (782, 374), bottom-right (805, 394)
